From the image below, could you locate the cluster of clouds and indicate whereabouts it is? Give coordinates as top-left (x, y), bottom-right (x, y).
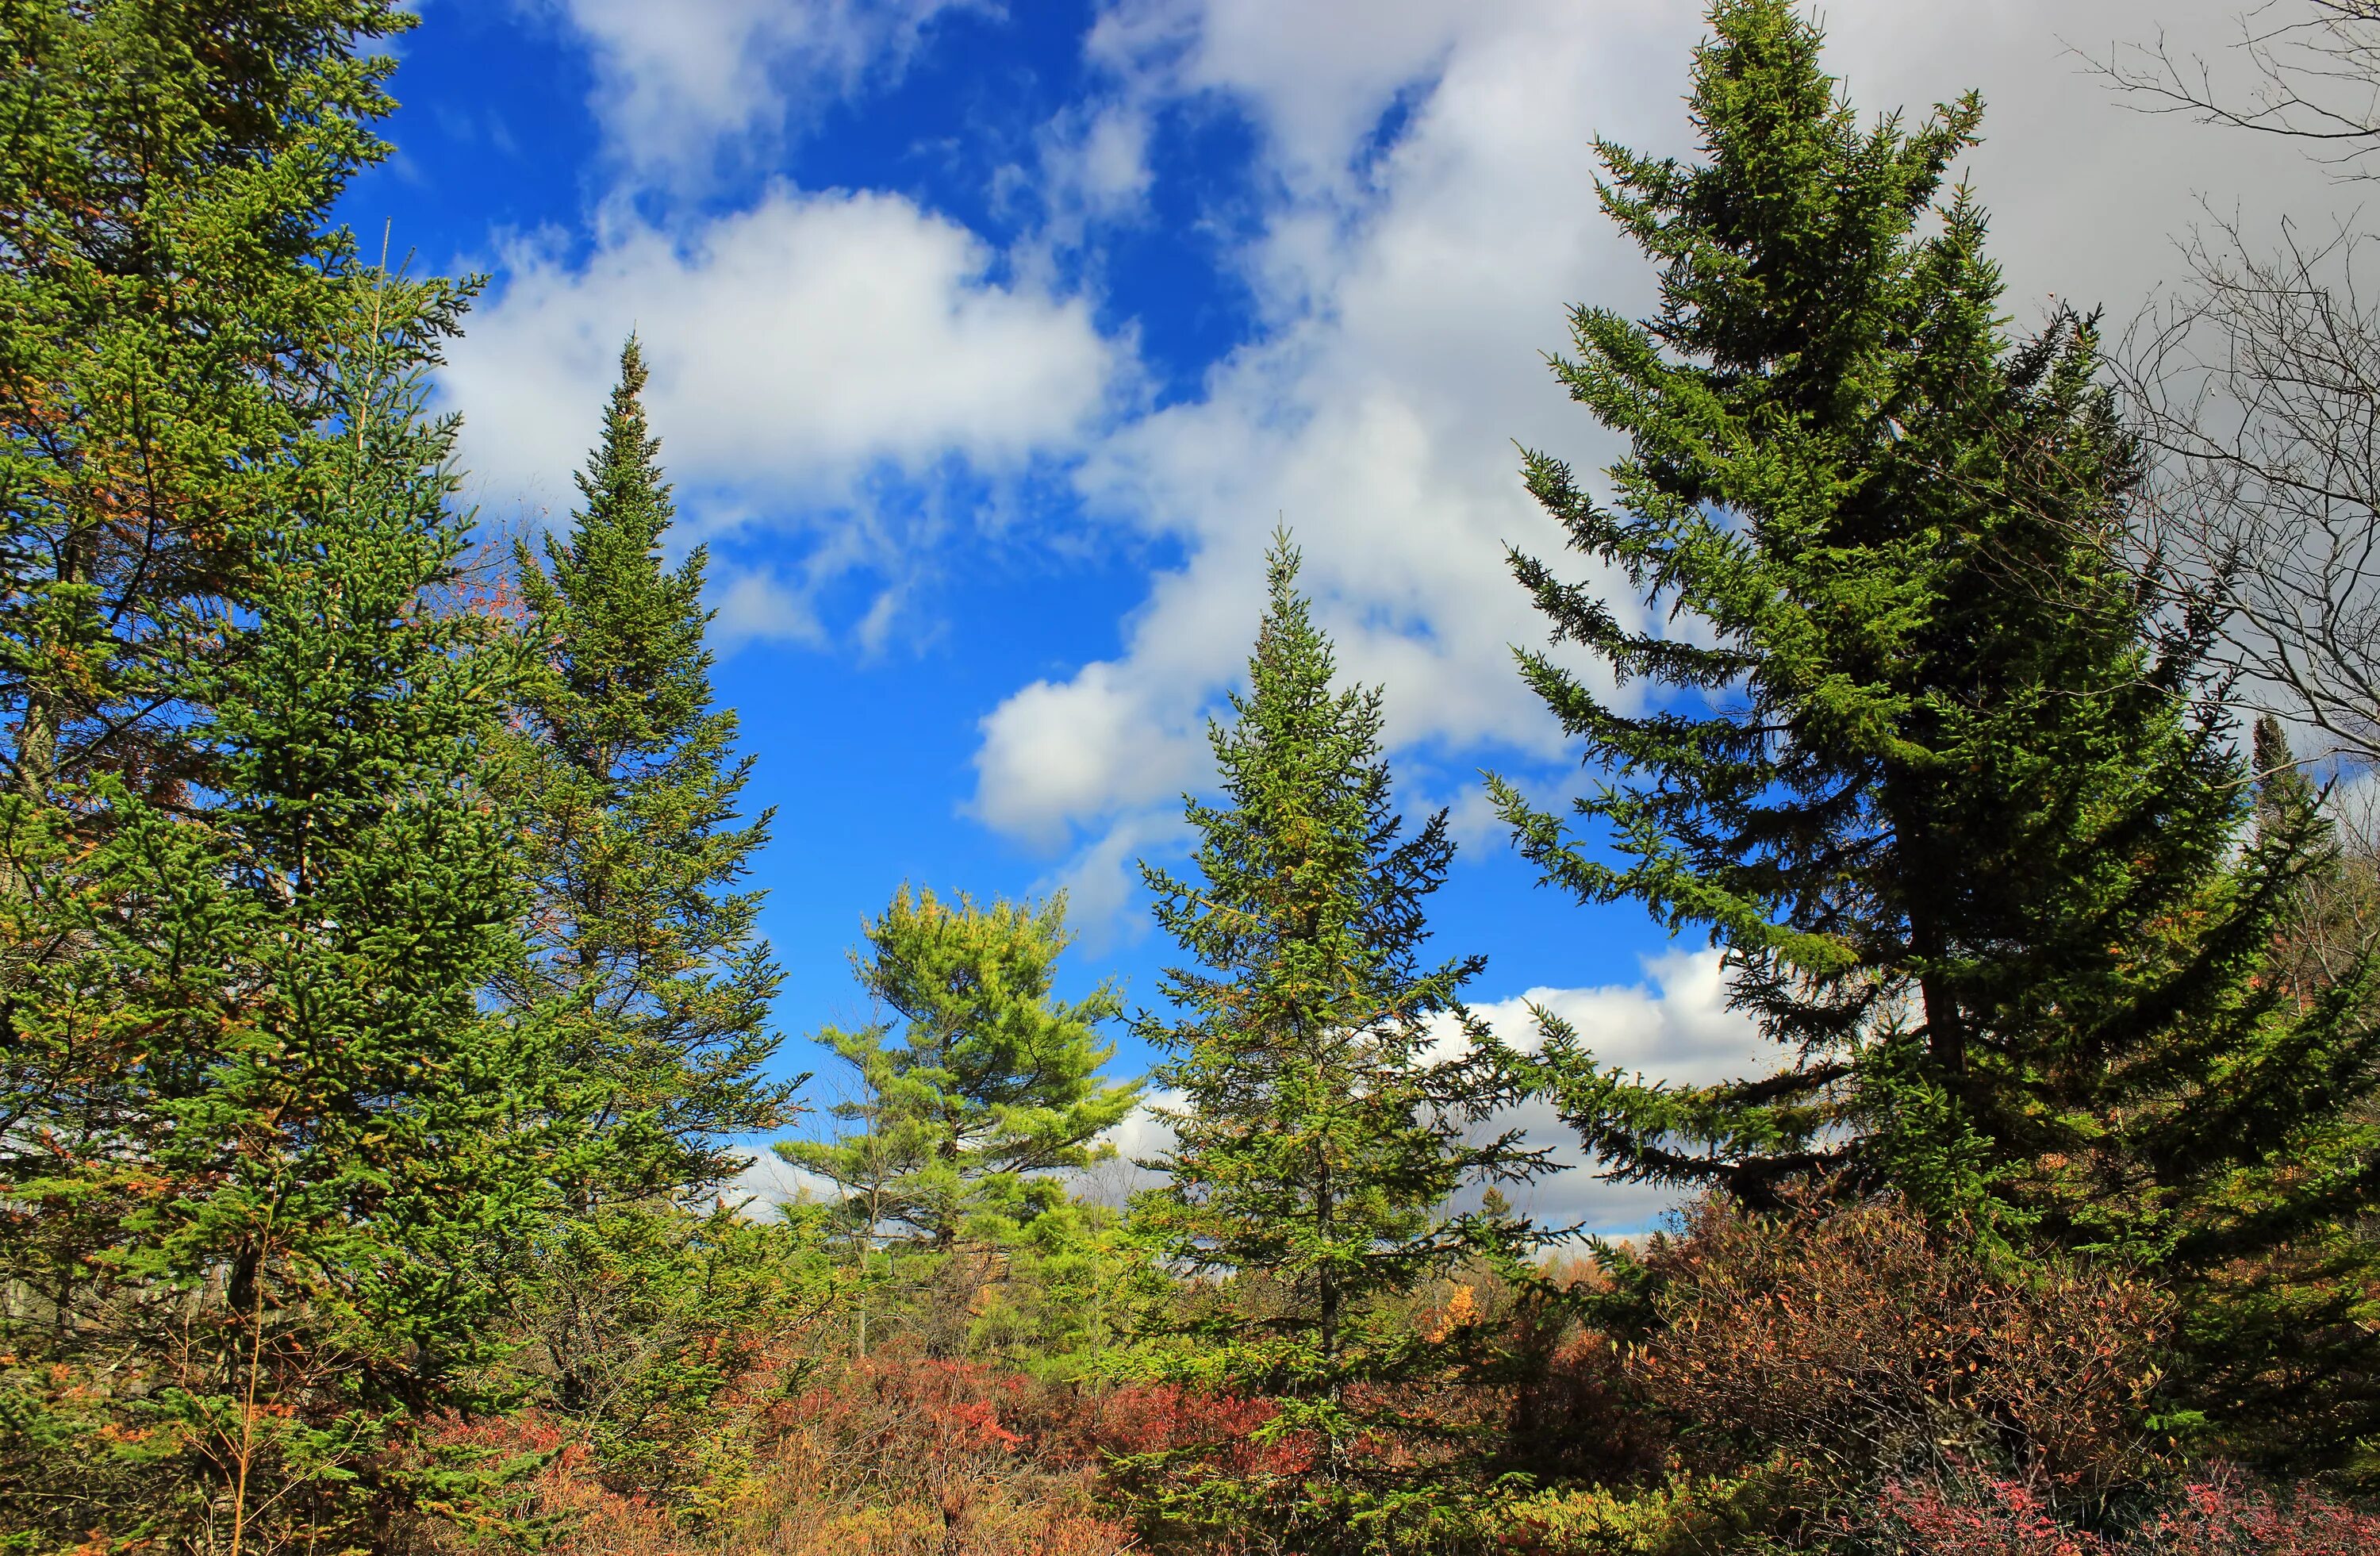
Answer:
top-left (447, 0), bottom-right (2343, 1221)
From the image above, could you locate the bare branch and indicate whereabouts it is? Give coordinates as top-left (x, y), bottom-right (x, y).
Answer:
top-left (2080, 2), bottom-right (2380, 176)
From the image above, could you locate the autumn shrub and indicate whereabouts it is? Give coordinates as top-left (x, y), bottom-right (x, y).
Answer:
top-left (463, 1353), bottom-right (1134, 1556)
top-left (1633, 1193), bottom-right (2173, 1504)
top-left (727, 1354), bottom-right (1132, 1554)
top-left (1486, 1466), bottom-right (1818, 1556)
top-left (1864, 1466), bottom-right (2380, 1554)
top-left (1498, 1277), bottom-right (1672, 1489)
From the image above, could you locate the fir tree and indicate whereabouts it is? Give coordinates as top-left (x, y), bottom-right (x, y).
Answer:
top-left (0, 271), bottom-right (555, 1550)
top-left (780, 886), bottom-right (1138, 1354)
top-left (1126, 536), bottom-right (1551, 1552)
top-left (0, 6), bottom-right (560, 1540)
top-left (502, 339), bottom-right (794, 1427)
top-left (1493, 0), bottom-right (2380, 1462)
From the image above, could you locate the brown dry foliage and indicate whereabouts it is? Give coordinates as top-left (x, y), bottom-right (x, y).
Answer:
top-left (484, 1357), bottom-right (1135, 1556)
top-left (1633, 1193), bottom-right (2175, 1501)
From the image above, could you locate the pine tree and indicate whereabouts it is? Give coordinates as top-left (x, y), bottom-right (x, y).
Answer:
top-left (1126, 536), bottom-right (1551, 1552)
top-left (0, 6), bottom-right (564, 1541)
top-left (0, 271), bottom-right (556, 1550)
top-left (779, 886), bottom-right (1138, 1354)
top-left (501, 339), bottom-right (795, 1431)
top-left (1493, 0), bottom-right (2380, 1462)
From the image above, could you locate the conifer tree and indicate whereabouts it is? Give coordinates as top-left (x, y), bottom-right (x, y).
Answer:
top-left (507, 337), bottom-right (792, 1209)
top-left (780, 886), bottom-right (1137, 1353)
top-left (0, 6), bottom-right (564, 1541)
top-left (501, 340), bottom-right (795, 1435)
top-left (783, 886), bottom-right (1134, 1251)
top-left (1494, 0), bottom-right (2380, 1462)
top-left (1, 0), bottom-right (412, 810)
top-left (1127, 536), bottom-right (1550, 1551)
top-left (0, 271), bottom-right (555, 1550)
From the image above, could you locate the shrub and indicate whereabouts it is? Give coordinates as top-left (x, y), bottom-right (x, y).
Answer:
top-left (1634, 1194), bottom-right (2172, 1503)
top-left (1868, 1466), bottom-right (2380, 1555)
top-left (489, 1355), bottom-right (1135, 1556)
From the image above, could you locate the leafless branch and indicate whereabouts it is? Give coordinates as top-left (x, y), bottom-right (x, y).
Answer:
top-left (2121, 210), bottom-right (2380, 768)
top-left (2081, 2), bottom-right (2380, 176)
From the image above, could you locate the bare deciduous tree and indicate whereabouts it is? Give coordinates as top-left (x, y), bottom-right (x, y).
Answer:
top-left (2086, 3), bottom-right (2380, 770)
top-left (2122, 217), bottom-right (2380, 767)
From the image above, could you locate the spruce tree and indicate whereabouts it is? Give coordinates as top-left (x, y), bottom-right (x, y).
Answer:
top-left (1127, 536), bottom-right (1551, 1552)
top-left (0, 271), bottom-right (555, 1550)
top-left (1494, 0), bottom-right (2380, 1462)
top-left (0, 6), bottom-right (565, 1541)
top-left (508, 337), bottom-right (789, 1205)
top-left (502, 339), bottom-right (794, 1430)
top-left (1, 0), bottom-right (412, 810)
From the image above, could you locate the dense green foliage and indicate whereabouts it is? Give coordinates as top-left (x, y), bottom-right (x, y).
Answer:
top-left (0, 0), bottom-right (413, 807)
top-left (506, 339), bottom-right (792, 1212)
top-left (1491, 0), bottom-right (2380, 1466)
top-left (495, 340), bottom-right (805, 1489)
top-left (782, 886), bottom-right (1138, 1357)
top-left (0, 269), bottom-right (551, 1554)
top-left (0, 4), bottom-right (560, 1547)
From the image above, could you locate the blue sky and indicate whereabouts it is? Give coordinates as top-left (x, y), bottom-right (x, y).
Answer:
top-left (340, 0), bottom-right (2336, 1228)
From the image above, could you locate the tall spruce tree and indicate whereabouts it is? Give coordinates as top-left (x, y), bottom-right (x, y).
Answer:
top-left (0, 6), bottom-right (564, 1543)
top-left (0, 271), bottom-right (556, 1551)
top-left (507, 337), bottom-right (790, 1208)
top-left (1126, 536), bottom-right (1551, 1552)
top-left (1494, 0), bottom-right (2380, 1462)
top-left (501, 340), bottom-right (793, 1441)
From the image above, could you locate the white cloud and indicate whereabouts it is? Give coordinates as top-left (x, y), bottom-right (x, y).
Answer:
top-left (1468, 948), bottom-right (1772, 1092)
top-left (1425, 948), bottom-right (1770, 1235)
top-left (1087, 0), bottom-right (1479, 206)
top-left (969, 0), bottom-right (1674, 861)
top-left (710, 565), bottom-right (827, 650)
top-left (534, 0), bottom-right (979, 187)
top-left (971, 662), bottom-right (1208, 847)
top-left (441, 187), bottom-right (1124, 644)
top-left (728, 1149), bottom-right (838, 1213)
top-left (1038, 805), bottom-right (1188, 955)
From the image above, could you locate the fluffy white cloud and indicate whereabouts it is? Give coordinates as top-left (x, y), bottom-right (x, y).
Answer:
top-left (1430, 947), bottom-right (1771, 1234)
top-left (969, 0), bottom-right (1683, 897)
top-left (1468, 949), bottom-right (1770, 1092)
top-left (728, 1149), bottom-right (836, 1212)
top-left (442, 185), bottom-right (1122, 540)
top-left (533, 0), bottom-right (977, 186)
top-left (973, 662), bottom-right (1209, 847)
top-left (973, 0), bottom-right (2343, 938)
